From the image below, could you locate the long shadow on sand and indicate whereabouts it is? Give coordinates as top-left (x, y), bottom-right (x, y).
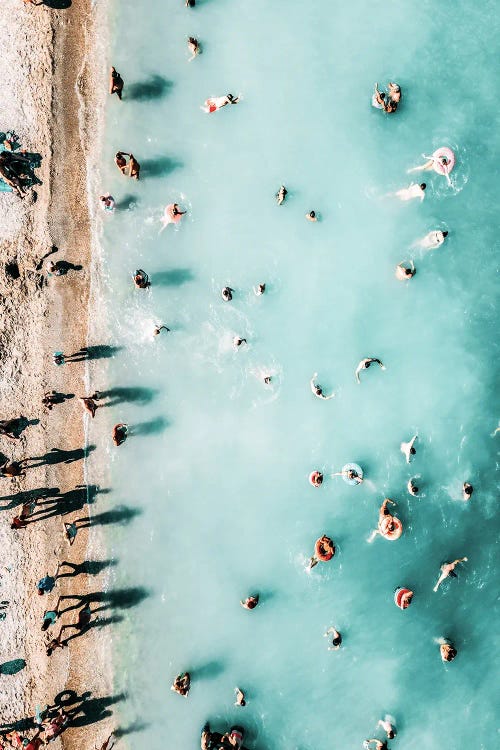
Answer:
top-left (56, 559), bottom-right (117, 579)
top-left (43, 0), bottom-right (72, 7)
top-left (23, 445), bottom-right (95, 469)
top-left (53, 690), bottom-right (126, 728)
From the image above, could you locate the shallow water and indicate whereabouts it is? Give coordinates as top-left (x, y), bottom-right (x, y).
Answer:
top-left (92, 1), bottom-right (499, 748)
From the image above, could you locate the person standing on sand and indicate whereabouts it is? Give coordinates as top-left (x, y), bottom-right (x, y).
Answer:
top-left (46, 626), bottom-right (67, 656)
top-left (1, 459), bottom-right (26, 477)
top-left (109, 67), bottom-right (124, 99)
top-left (37, 564), bottom-right (60, 596)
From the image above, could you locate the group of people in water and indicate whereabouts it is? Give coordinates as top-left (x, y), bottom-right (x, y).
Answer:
top-left (100, 50), bottom-right (472, 749)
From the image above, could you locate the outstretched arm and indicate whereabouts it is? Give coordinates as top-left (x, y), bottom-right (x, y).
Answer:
top-left (355, 363), bottom-right (362, 383)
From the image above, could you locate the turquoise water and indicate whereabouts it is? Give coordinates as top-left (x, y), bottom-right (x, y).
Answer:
top-left (94, 1), bottom-right (499, 748)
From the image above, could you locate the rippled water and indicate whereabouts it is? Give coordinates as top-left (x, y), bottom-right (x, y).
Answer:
top-left (91, 1), bottom-right (499, 748)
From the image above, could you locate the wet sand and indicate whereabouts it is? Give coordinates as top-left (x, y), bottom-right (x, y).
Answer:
top-left (0, 0), bottom-right (113, 746)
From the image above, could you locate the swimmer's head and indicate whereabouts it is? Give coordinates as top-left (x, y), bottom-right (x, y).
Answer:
top-left (420, 183), bottom-right (427, 190)
top-left (309, 211), bottom-right (316, 218)
top-left (410, 447), bottom-right (416, 454)
top-left (405, 268), bottom-right (413, 276)
top-left (380, 92), bottom-right (386, 99)
top-left (442, 230), bottom-right (448, 237)
top-left (315, 386), bottom-right (322, 395)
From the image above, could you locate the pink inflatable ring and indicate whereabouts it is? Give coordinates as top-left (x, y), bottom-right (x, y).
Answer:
top-left (433, 147), bottom-right (455, 176)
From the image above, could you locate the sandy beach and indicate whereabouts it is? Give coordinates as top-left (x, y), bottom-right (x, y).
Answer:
top-left (1, 1), bottom-right (113, 747)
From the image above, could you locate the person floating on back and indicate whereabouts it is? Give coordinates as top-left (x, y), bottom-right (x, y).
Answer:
top-left (202, 94), bottom-right (239, 113)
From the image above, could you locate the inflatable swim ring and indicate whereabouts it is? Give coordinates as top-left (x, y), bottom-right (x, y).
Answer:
top-left (432, 147), bottom-right (455, 176)
top-left (342, 462), bottom-right (364, 485)
top-left (394, 587), bottom-right (413, 609)
top-left (230, 727), bottom-right (244, 748)
top-left (314, 535), bottom-right (335, 561)
top-left (162, 203), bottom-right (183, 227)
top-left (309, 470), bottom-right (323, 488)
top-left (379, 516), bottom-right (403, 541)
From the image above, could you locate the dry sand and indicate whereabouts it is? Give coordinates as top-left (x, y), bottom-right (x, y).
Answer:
top-left (1, 1), bottom-right (113, 747)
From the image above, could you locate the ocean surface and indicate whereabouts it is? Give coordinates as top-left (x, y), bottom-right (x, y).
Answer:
top-left (92, 1), bottom-right (499, 748)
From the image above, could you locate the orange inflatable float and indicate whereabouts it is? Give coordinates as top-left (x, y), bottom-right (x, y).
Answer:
top-left (394, 587), bottom-right (413, 609)
top-left (309, 471), bottom-right (323, 487)
top-left (379, 515), bottom-right (403, 540)
top-left (314, 535), bottom-right (335, 561)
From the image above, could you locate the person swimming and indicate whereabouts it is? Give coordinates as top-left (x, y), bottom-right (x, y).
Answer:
top-left (233, 336), bottom-right (247, 350)
top-left (171, 672), bottom-right (191, 696)
top-left (400, 434), bottom-right (417, 463)
top-left (99, 194), bottom-right (115, 212)
top-left (388, 82), bottom-right (401, 103)
top-left (310, 373), bottom-right (334, 400)
top-left (324, 626), bottom-right (342, 650)
top-left (407, 477), bottom-right (419, 496)
top-left (378, 716), bottom-right (397, 740)
top-left (394, 183), bottom-right (426, 202)
top-left (363, 739), bottom-right (388, 750)
top-left (222, 287), bottom-right (234, 301)
top-left (153, 325), bottom-right (170, 336)
top-left (133, 269), bottom-right (150, 289)
top-left (433, 557), bottom-right (468, 592)
top-left (355, 357), bottom-right (385, 383)
top-left (234, 687), bottom-right (246, 706)
top-left (417, 229), bottom-right (448, 250)
top-left (371, 83), bottom-right (386, 110)
top-left (438, 637), bottom-right (457, 663)
top-left (202, 94), bottom-right (239, 113)
top-left (462, 482), bottom-right (473, 500)
top-left (306, 210), bottom-right (317, 222)
top-left (188, 36), bottom-right (200, 60)
top-left (395, 261), bottom-right (415, 280)
top-left (240, 595), bottom-right (259, 610)
top-left (276, 185), bottom-right (288, 205)
top-left (254, 283), bottom-right (266, 295)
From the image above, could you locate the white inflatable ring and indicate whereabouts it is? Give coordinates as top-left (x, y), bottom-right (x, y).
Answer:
top-left (342, 462), bottom-right (363, 485)
top-left (433, 147), bottom-right (455, 175)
